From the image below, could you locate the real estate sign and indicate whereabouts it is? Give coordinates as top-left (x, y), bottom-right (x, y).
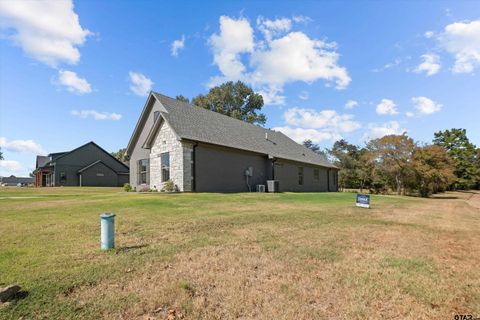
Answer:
top-left (356, 194), bottom-right (370, 208)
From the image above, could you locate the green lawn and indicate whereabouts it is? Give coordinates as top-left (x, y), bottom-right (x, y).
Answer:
top-left (0, 187), bottom-right (479, 319)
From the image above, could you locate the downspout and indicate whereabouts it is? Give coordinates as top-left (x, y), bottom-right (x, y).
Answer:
top-left (271, 158), bottom-right (277, 180)
top-left (327, 168), bottom-right (330, 192)
top-left (192, 143), bottom-right (197, 192)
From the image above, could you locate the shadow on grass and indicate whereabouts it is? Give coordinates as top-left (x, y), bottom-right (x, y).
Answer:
top-left (115, 244), bottom-right (148, 253)
top-left (430, 196), bottom-right (460, 200)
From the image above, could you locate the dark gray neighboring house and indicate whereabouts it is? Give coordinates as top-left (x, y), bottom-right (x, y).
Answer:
top-left (34, 141), bottom-right (129, 187)
top-left (0, 175), bottom-right (34, 186)
top-left (125, 92), bottom-right (339, 192)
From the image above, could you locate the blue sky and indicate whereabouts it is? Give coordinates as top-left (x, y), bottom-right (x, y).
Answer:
top-left (1, 1), bottom-right (479, 176)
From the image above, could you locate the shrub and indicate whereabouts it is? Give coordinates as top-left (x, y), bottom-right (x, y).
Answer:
top-left (161, 180), bottom-right (176, 192)
top-left (123, 183), bottom-right (132, 192)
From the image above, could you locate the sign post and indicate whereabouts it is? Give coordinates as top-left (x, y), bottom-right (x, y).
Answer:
top-left (356, 194), bottom-right (370, 208)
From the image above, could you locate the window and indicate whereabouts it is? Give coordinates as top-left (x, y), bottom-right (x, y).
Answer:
top-left (60, 171), bottom-right (66, 183)
top-left (298, 167), bottom-right (304, 185)
top-left (137, 159), bottom-right (149, 184)
top-left (314, 168), bottom-right (319, 181)
top-left (154, 111), bottom-right (160, 122)
top-left (96, 173), bottom-right (105, 177)
top-left (161, 152), bottom-right (170, 181)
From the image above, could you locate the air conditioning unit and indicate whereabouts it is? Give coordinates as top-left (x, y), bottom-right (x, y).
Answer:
top-left (256, 184), bottom-right (266, 192)
top-left (267, 180), bottom-right (279, 193)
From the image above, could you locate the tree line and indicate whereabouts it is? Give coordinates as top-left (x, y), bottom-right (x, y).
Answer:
top-left (304, 128), bottom-right (480, 197)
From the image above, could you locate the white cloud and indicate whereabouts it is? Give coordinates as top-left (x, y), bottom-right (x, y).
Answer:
top-left (208, 16), bottom-right (254, 80)
top-left (208, 15), bottom-right (350, 105)
top-left (438, 20), bottom-right (480, 73)
top-left (284, 108), bottom-right (360, 132)
top-left (71, 110), bottom-right (122, 121)
top-left (256, 87), bottom-right (286, 105)
top-left (250, 32), bottom-right (350, 89)
top-left (171, 35), bottom-right (185, 57)
top-left (406, 111), bottom-right (415, 117)
top-left (272, 107), bottom-right (361, 143)
top-left (363, 121), bottom-right (406, 141)
top-left (128, 72), bottom-right (153, 97)
top-left (411, 96), bottom-right (442, 115)
top-left (414, 53), bottom-right (441, 76)
top-left (424, 31), bottom-right (434, 38)
top-left (272, 126), bottom-right (337, 143)
top-left (0, 137), bottom-right (47, 155)
top-left (298, 91), bottom-right (309, 100)
top-left (372, 58), bottom-right (402, 72)
top-left (376, 99), bottom-right (398, 115)
top-left (56, 70), bottom-right (92, 94)
top-left (292, 15), bottom-right (312, 24)
top-left (257, 16), bottom-right (292, 41)
top-left (345, 100), bottom-right (358, 109)
top-left (0, 160), bottom-right (24, 176)
top-left (0, 0), bottom-right (91, 67)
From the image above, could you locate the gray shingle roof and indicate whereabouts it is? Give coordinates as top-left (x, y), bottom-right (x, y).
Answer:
top-left (153, 92), bottom-right (336, 168)
top-left (36, 156), bottom-right (50, 168)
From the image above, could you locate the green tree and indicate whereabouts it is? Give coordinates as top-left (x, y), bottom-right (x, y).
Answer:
top-left (111, 148), bottom-right (126, 161)
top-left (191, 81), bottom-right (266, 125)
top-left (433, 128), bottom-right (479, 189)
top-left (410, 145), bottom-right (455, 197)
top-left (329, 139), bottom-right (362, 190)
top-left (303, 139), bottom-right (328, 159)
top-left (303, 139), bottom-right (320, 153)
top-left (367, 134), bottom-right (416, 195)
top-left (175, 95), bottom-right (190, 103)
top-left (0, 147), bottom-right (3, 160)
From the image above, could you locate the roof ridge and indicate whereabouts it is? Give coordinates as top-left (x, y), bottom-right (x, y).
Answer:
top-left (152, 91), bottom-right (276, 133)
top-left (150, 91), bottom-right (336, 168)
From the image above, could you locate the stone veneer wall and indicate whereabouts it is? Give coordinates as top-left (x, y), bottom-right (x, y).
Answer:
top-left (150, 120), bottom-right (185, 191)
top-left (182, 142), bottom-right (194, 191)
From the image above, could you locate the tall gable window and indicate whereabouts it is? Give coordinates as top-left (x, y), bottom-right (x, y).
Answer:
top-left (298, 167), bottom-right (304, 185)
top-left (138, 159), bottom-right (149, 184)
top-left (161, 152), bottom-right (170, 181)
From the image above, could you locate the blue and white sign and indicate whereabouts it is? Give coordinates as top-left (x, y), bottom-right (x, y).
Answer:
top-left (356, 194), bottom-right (370, 208)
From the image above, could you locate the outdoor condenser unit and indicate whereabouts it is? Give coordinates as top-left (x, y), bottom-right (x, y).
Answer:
top-left (267, 180), bottom-right (279, 193)
top-left (256, 185), bottom-right (266, 192)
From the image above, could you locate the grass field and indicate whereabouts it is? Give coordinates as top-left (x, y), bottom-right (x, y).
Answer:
top-left (0, 187), bottom-right (479, 319)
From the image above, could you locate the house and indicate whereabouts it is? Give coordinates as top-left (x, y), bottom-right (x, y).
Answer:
top-left (34, 142), bottom-right (129, 187)
top-left (125, 92), bottom-right (338, 192)
top-left (0, 175), bottom-right (34, 186)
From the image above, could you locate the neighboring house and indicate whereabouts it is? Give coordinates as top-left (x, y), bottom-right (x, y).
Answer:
top-left (34, 142), bottom-right (129, 187)
top-left (125, 92), bottom-right (339, 192)
top-left (0, 175), bottom-right (34, 186)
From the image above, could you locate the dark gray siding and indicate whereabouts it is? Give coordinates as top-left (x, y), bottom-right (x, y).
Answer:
top-left (272, 160), bottom-right (338, 192)
top-left (81, 162), bottom-right (118, 186)
top-left (53, 143), bottom-right (129, 187)
top-left (194, 143), bottom-right (338, 193)
top-left (274, 160), bottom-right (330, 192)
top-left (328, 169), bottom-right (339, 192)
top-left (194, 143), bottom-right (271, 192)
